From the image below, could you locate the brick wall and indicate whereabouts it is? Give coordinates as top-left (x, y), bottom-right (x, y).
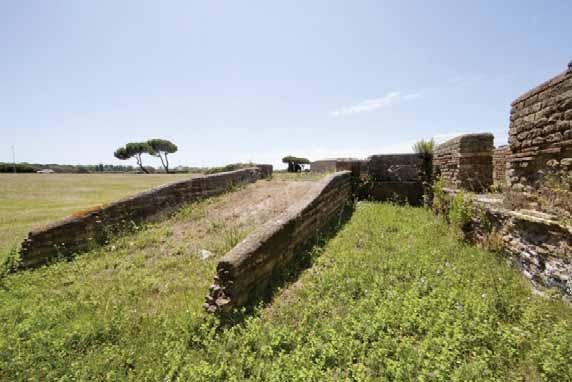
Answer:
top-left (433, 133), bottom-right (494, 192)
top-left (438, 191), bottom-right (572, 299)
top-left (311, 160), bottom-right (337, 173)
top-left (508, 64), bottom-right (572, 191)
top-left (367, 154), bottom-right (431, 205)
top-left (493, 145), bottom-right (511, 186)
top-left (19, 166), bottom-right (272, 268)
top-left (204, 171), bottom-right (353, 313)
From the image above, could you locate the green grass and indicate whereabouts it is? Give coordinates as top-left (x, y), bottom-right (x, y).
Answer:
top-left (1, 202), bottom-right (570, 381)
top-left (0, 173), bottom-right (194, 264)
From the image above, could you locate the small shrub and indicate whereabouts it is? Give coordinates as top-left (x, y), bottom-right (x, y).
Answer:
top-left (431, 177), bottom-right (448, 216)
top-left (449, 191), bottom-right (473, 232)
top-left (490, 182), bottom-right (506, 194)
top-left (0, 246), bottom-right (21, 280)
top-left (412, 138), bottom-right (435, 155)
top-left (536, 170), bottom-right (572, 224)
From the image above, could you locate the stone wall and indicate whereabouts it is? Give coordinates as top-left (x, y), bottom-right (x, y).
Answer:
top-left (493, 145), bottom-right (511, 186)
top-left (311, 160), bottom-right (337, 173)
top-left (367, 154), bottom-right (431, 205)
top-left (20, 166), bottom-right (272, 268)
top-left (204, 171), bottom-right (353, 313)
top-left (508, 64), bottom-right (572, 192)
top-left (336, 159), bottom-right (366, 178)
top-left (440, 192), bottom-right (572, 299)
top-left (433, 133), bottom-right (494, 192)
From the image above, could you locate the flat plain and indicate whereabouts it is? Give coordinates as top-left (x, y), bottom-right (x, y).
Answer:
top-left (0, 173), bottom-right (194, 262)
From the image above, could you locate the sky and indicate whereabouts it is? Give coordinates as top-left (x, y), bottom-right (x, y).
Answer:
top-left (1, 0), bottom-right (571, 169)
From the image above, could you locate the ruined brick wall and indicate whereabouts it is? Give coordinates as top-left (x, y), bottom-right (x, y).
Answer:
top-left (204, 171), bottom-right (353, 313)
top-left (336, 159), bottom-right (366, 178)
top-left (433, 133), bottom-right (494, 192)
top-left (508, 64), bottom-right (572, 191)
top-left (438, 191), bottom-right (572, 299)
top-left (366, 154), bottom-right (431, 205)
top-left (493, 145), bottom-right (511, 186)
top-left (20, 167), bottom-right (272, 268)
top-left (311, 160), bottom-right (337, 173)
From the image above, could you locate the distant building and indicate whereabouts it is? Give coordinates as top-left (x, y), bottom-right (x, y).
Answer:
top-left (37, 169), bottom-right (55, 174)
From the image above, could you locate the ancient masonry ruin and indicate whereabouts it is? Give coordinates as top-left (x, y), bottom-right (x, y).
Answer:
top-left (433, 133), bottom-right (494, 192)
top-left (205, 172), bottom-right (353, 313)
top-left (431, 62), bottom-right (572, 298)
top-left (508, 64), bottom-right (572, 192)
top-left (493, 145), bottom-right (510, 186)
top-left (19, 166), bottom-right (272, 268)
top-left (15, 61), bottom-right (572, 311)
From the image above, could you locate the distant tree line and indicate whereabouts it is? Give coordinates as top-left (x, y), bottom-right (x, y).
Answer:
top-left (0, 162), bottom-right (138, 174)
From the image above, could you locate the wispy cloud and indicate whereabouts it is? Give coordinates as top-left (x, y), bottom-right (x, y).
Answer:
top-left (331, 91), bottom-right (422, 117)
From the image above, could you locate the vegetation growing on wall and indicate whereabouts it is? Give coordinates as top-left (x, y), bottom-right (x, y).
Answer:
top-left (412, 138), bottom-right (435, 155)
top-left (204, 162), bottom-right (255, 175)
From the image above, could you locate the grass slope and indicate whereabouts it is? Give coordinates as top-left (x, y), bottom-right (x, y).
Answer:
top-left (1, 203), bottom-right (571, 381)
top-left (0, 173), bottom-right (194, 263)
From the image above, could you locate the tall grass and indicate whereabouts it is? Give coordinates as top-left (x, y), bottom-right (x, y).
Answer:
top-left (1, 202), bottom-right (570, 380)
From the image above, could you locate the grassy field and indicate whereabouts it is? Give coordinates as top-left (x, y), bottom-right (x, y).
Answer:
top-left (0, 173), bottom-right (194, 263)
top-left (1, 201), bottom-right (570, 381)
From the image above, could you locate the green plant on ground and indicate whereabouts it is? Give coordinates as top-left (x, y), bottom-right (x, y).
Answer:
top-left (0, 173), bottom-right (193, 266)
top-left (449, 190), bottom-right (474, 233)
top-left (1, 203), bottom-right (571, 380)
top-left (536, 169), bottom-right (572, 225)
top-left (431, 176), bottom-right (448, 216)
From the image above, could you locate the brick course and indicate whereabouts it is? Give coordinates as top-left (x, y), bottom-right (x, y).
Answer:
top-left (19, 166), bottom-right (272, 268)
top-left (508, 66), bottom-right (572, 191)
top-left (433, 133), bottom-right (494, 192)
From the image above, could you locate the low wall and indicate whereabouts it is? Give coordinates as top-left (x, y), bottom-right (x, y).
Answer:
top-left (367, 154), bottom-right (430, 205)
top-left (336, 159), bottom-right (365, 178)
top-left (493, 145), bottom-right (510, 186)
top-left (311, 160), bottom-right (337, 173)
top-left (255, 164), bottom-right (273, 178)
top-left (433, 133), bottom-right (494, 192)
top-left (204, 171), bottom-right (353, 313)
top-left (439, 192), bottom-right (572, 299)
top-left (508, 63), bottom-right (572, 192)
top-left (20, 166), bottom-right (272, 268)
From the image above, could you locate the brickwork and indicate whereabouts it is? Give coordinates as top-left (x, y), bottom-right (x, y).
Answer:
top-left (433, 133), bottom-right (494, 192)
top-left (493, 145), bottom-right (511, 186)
top-left (508, 65), bottom-right (572, 191)
top-left (19, 167), bottom-right (272, 268)
top-left (439, 191), bottom-right (572, 299)
top-left (311, 160), bottom-right (337, 173)
top-left (366, 154), bottom-right (431, 205)
top-left (204, 171), bottom-right (353, 313)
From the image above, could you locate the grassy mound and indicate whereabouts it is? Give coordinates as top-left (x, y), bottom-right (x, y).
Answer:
top-left (1, 203), bottom-right (571, 381)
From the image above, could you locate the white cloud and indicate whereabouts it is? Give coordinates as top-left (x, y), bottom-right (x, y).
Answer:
top-left (331, 91), bottom-right (422, 117)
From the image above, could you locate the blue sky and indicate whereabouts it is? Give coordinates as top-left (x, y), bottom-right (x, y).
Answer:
top-left (2, 0), bottom-right (571, 169)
